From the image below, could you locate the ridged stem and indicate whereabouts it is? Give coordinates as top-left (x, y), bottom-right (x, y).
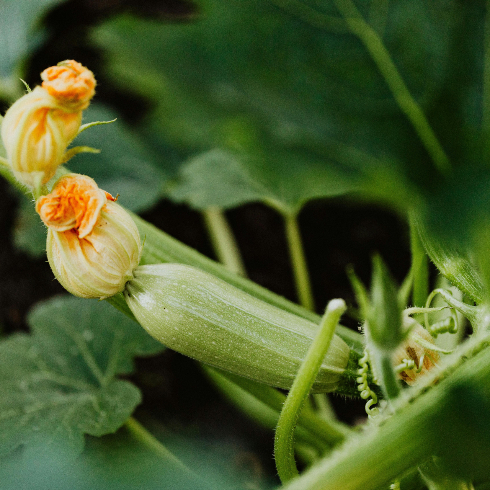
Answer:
top-left (281, 336), bottom-right (490, 490)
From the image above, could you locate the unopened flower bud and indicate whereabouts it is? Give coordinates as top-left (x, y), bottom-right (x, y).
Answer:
top-left (36, 174), bottom-right (141, 299)
top-left (1, 61), bottom-right (95, 190)
top-left (393, 321), bottom-right (440, 385)
top-left (41, 60), bottom-right (96, 112)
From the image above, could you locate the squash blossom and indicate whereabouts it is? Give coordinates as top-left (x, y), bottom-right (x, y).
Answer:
top-left (1, 60), bottom-right (95, 190)
top-left (36, 174), bottom-right (141, 299)
top-left (393, 321), bottom-right (440, 385)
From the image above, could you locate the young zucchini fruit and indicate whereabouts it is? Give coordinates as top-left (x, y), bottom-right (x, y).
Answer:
top-left (124, 263), bottom-right (357, 394)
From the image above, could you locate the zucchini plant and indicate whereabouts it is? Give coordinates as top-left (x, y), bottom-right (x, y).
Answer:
top-left (1, 1), bottom-right (490, 489)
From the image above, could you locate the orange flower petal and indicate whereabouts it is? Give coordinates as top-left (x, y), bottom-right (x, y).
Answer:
top-left (41, 60), bottom-right (96, 112)
top-left (36, 174), bottom-right (108, 238)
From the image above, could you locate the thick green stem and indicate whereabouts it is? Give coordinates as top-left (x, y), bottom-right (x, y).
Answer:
top-left (124, 417), bottom-right (193, 475)
top-left (205, 367), bottom-right (327, 456)
top-left (333, 0), bottom-right (450, 175)
top-left (410, 217), bottom-right (429, 307)
top-left (281, 337), bottom-right (490, 490)
top-left (284, 211), bottom-right (315, 311)
top-left (274, 299), bottom-right (347, 483)
top-left (202, 206), bottom-right (247, 276)
top-left (206, 367), bottom-right (351, 448)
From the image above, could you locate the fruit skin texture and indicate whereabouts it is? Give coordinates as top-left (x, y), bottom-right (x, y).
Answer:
top-left (125, 263), bottom-right (351, 392)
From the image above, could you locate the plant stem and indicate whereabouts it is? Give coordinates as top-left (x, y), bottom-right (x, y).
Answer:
top-left (202, 206), bottom-right (247, 276)
top-left (204, 366), bottom-right (327, 456)
top-left (284, 211), bottom-right (315, 311)
top-left (274, 299), bottom-right (347, 483)
top-left (281, 338), bottom-right (490, 490)
top-left (124, 417), bottom-right (193, 475)
top-left (333, 0), bottom-right (450, 175)
top-left (312, 393), bottom-right (337, 422)
top-left (410, 216), bottom-right (429, 307)
top-left (206, 367), bottom-right (351, 448)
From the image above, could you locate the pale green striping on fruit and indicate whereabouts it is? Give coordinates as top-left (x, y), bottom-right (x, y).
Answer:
top-left (124, 264), bottom-right (350, 392)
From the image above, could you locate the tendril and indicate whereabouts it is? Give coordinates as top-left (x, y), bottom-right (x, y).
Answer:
top-left (395, 354), bottom-right (425, 374)
top-left (357, 350), bottom-right (379, 418)
top-left (424, 289), bottom-right (459, 337)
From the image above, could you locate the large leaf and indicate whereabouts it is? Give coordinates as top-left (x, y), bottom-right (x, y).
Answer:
top-left (0, 296), bottom-right (163, 459)
top-left (168, 148), bottom-right (356, 213)
top-left (0, 426), bottom-right (268, 490)
top-left (0, 0), bottom-right (66, 100)
top-left (91, 0), bottom-right (463, 211)
top-left (69, 103), bottom-right (166, 213)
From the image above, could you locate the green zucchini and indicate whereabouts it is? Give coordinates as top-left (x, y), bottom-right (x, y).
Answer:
top-left (124, 263), bottom-right (354, 393)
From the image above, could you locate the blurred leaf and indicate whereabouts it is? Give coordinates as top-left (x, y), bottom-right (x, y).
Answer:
top-left (94, 0), bottom-right (463, 210)
top-left (168, 148), bottom-right (356, 212)
top-left (0, 0), bottom-right (66, 100)
top-left (435, 380), bottom-right (490, 482)
top-left (368, 255), bottom-right (403, 349)
top-left (0, 424), bottom-right (273, 490)
top-left (69, 103), bottom-right (166, 213)
top-left (0, 296), bottom-right (164, 459)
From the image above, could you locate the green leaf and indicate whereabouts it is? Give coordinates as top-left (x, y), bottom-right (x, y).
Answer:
top-left (0, 0), bottom-right (66, 100)
top-left (0, 425), bottom-right (264, 490)
top-left (0, 296), bottom-right (164, 459)
top-left (94, 1), bottom-right (443, 210)
top-left (68, 103), bottom-right (166, 213)
top-left (169, 148), bottom-right (356, 212)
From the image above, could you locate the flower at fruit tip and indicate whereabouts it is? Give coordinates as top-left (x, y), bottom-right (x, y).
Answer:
top-left (393, 322), bottom-right (439, 385)
top-left (1, 60), bottom-right (95, 191)
top-left (36, 174), bottom-right (141, 299)
top-left (36, 173), bottom-right (112, 238)
top-left (41, 60), bottom-right (96, 112)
